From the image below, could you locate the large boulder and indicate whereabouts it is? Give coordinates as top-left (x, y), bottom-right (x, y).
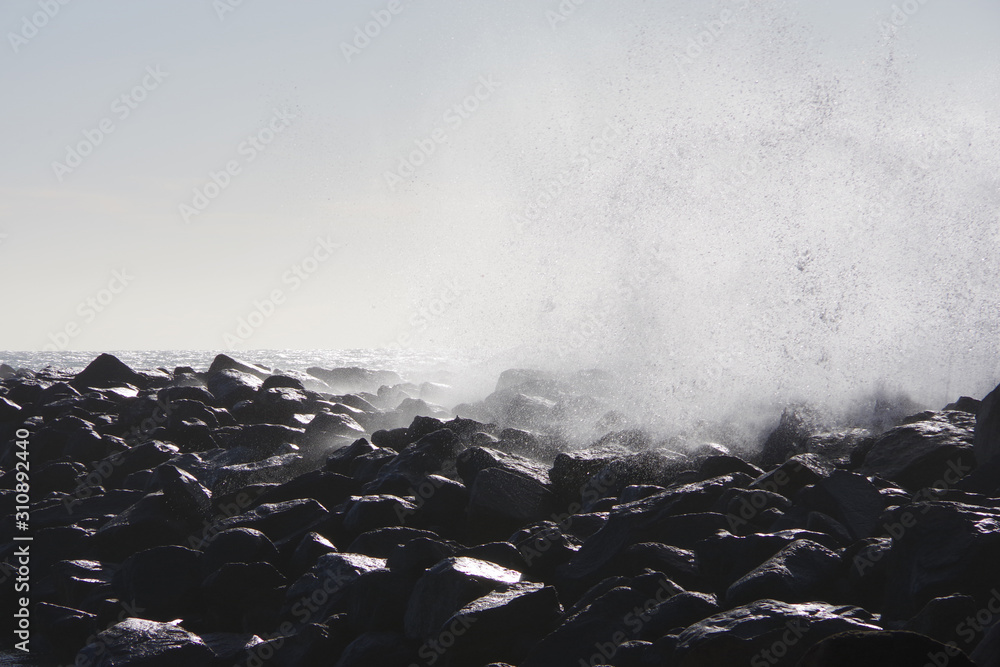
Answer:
top-left (860, 412), bottom-right (977, 490)
top-left (976, 382), bottom-right (1000, 466)
top-left (75, 618), bottom-right (216, 667)
top-left (797, 630), bottom-right (976, 667)
top-left (725, 539), bottom-right (843, 607)
top-left (71, 354), bottom-right (145, 390)
top-left (112, 546), bottom-right (203, 621)
top-left (673, 599), bottom-right (881, 666)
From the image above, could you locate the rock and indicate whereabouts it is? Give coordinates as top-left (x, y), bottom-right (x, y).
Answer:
top-left (434, 582), bottom-right (563, 666)
top-left (212, 499), bottom-right (329, 550)
top-left (636, 591), bottom-right (719, 641)
top-left (860, 412), bottom-right (977, 490)
top-left (467, 466), bottom-right (560, 531)
top-left (750, 454), bottom-right (835, 498)
top-left (112, 546), bottom-right (203, 621)
top-left (348, 526), bottom-right (441, 559)
top-left (87, 493), bottom-right (202, 560)
top-left (289, 531), bottom-right (338, 576)
top-left (725, 539), bottom-right (843, 607)
top-left (797, 630), bottom-right (976, 667)
top-left (697, 455), bottom-right (764, 481)
top-left (521, 578), bottom-right (678, 667)
top-left (403, 556), bottom-right (522, 640)
top-left (35, 602), bottom-right (98, 658)
top-left (71, 354), bottom-right (145, 390)
top-left (75, 618), bottom-right (216, 667)
top-left (206, 369), bottom-right (263, 407)
top-left (457, 446), bottom-right (550, 487)
top-left (795, 470), bottom-right (885, 541)
top-left (759, 406), bottom-right (819, 467)
top-left (458, 541), bottom-right (528, 572)
top-left (972, 619), bottom-right (1000, 667)
top-left (283, 552), bottom-right (387, 624)
top-left (945, 396), bottom-right (982, 414)
top-left (303, 412), bottom-right (367, 447)
top-left (332, 631), bottom-right (414, 667)
top-left (386, 537), bottom-right (460, 577)
top-left (803, 428), bottom-right (874, 463)
top-left (370, 427), bottom-right (412, 452)
top-left (511, 522), bottom-right (582, 578)
top-left (372, 428), bottom-right (463, 486)
top-left (342, 495), bottom-right (417, 534)
top-left (976, 382), bottom-right (1000, 466)
top-left (150, 465), bottom-right (212, 517)
top-left (201, 527), bottom-right (280, 574)
top-left (549, 444), bottom-right (632, 501)
top-left (902, 594), bottom-right (980, 646)
top-left (253, 470), bottom-right (359, 511)
top-left (203, 561), bottom-right (287, 633)
top-left (208, 354), bottom-right (270, 379)
top-left (307, 367), bottom-right (402, 393)
top-left (880, 501), bottom-right (1000, 623)
top-left (673, 599), bottom-right (880, 666)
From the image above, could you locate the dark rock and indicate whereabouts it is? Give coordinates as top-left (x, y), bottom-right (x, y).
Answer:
top-left (112, 546), bottom-right (202, 621)
top-left (750, 454), bottom-right (834, 498)
top-left (207, 369), bottom-right (263, 407)
top-left (971, 619), bottom-right (1000, 667)
top-left (332, 631), bottom-right (414, 667)
top-left (201, 527), bottom-right (279, 576)
top-left (672, 599), bottom-right (880, 666)
top-left (435, 582), bottom-right (563, 666)
top-left (511, 521), bottom-right (582, 578)
top-left (71, 354), bottom-right (145, 390)
top-left (549, 444), bottom-right (632, 501)
top-left (373, 428), bottom-right (463, 486)
top-left (797, 630), bottom-right (977, 667)
top-left (637, 591), bottom-right (719, 640)
top-left (976, 382), bottom-right (1000, 467)
top-left (386, 537), bottom-right (459, 576)
top-left (208, 353), bottom-right (270, 379)
top-left (468, 466), bottom-right (560, 531)
top-left (725, 539), bottom-right (843, 606)
top-left (861, 412), bottom-right (977, 490)
top-left (458, 542), bottom-right (528, 572)
top-left (759, 406), bottom-right (819, 467)
top-left (87, 493), bottom-right (202, 560)
top-left (403, 556), bottom-right (522, 639)
top-left (289, 531), bottom-right (338, 576)
top-left (457, 445), bottom-right (550, 487)
top-left (213, 423), bottom-right (302, 458)
top-left (252, 470), bottom-right (359, 511)
top-left (697, 455), bottom-right (764, 481)
top-left (283, 552), bottom-right (386, 624)
top-left (521, 581), bottom-right (675, 667)
top-left (75, 618), bottom-right (216, 667)
top-left (902, 594), bottom-right (980, 646)
top-left (343, 569), bottom-right (414, 633)
top-left (370, 427), bottom-right (411, 452)
top-left (203, 561), bottom-right (287, 633)
top-left (34, 602), bottom-right (98, 658)
top-left (307, 366), bottom-right (402, 393)
top-left (804, 428), bottom-right (875, 464)
top-left (325, 438), bottom-right (379, 475)
top-left (880, 501), bottom-right (1000, 623)
top-left (343, 495), bottom-right (417, 534)
top-left (945, 396), bottom-right (982, 414)
top-left (348, 526), bottom-right (441, 558)
top-left (302, 411), bottom-right (367, 447)
top-left (150, 465), bottom-right (212, 517)
top-left (795, 470), bottom-right (885, 540)
top-left (212, 499), bottom-right (329, 550)
top-left (33, 559), bottom-right (115, 611)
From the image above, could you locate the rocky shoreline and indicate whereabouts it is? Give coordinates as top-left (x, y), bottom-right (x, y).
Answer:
top-left (2, 353), bottom-right (999, 666)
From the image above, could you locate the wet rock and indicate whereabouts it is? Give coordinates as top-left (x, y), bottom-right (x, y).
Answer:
top-left (373, 428), bottom-right (463, 486)
top-left (750, 454), bottom-right (834, 498)
top-left (797, 630), bottom-right (977, 667)
top-left (307, 366), bottom-right (402, 393)
top-left (206, 369), bottom-right (263, 407)
top-left (467, 466), bottom-right (560, 531)
top-left (348, 526), bottom-right (441, 558)
top-left (289, 531), bottom-right (338, 576)
top-left (252, 469), bottom-right (359, 511)
top-left (673, 599), bottom-right (880, 666)
top-left (880, 501), bottom-right (1000, 623)
top-left (860, 412), bottom-right (977, 490)
top-left (511, 521), bottom-right (582, 578)
top-left (332, 631), bottom-right (414, 667)
top-left (457, 445), bottom-right (550, 487)
top-left (343, 494), bottom-right (418, 534)
top-left (902, 594), bottom-right (980, 646)
top-left (201, 527), bottom-right (279, 576)
top-left (386, 537), bottom-right (460, 576)
top-left (403, 556), bottom-right (522, 639)
top-left (458, 541), bottom-right (528, 572)
top-left (794, 470), bottom-right (885, 541)
top-left (725, 539), bottom-right (843, 607)
top-left (87, 493), bottom-right (202, 560)
top-left (697, 455), bottom-right (764, 481)
top-left (549, 444), bottom-right (632, 501)
top-left (203, 561), bottom-right (287, 633)
top-left (759, 406), bottom-right (819, 467)
top-left (75, 618), bottom-right (216, 667)
top-left (208, 354), bottom-right (270, 379)
top-left (436, 582), bottom-right (563, 666)
top-left (302, 411), bottom-right (367, 447)
top-left (112, 546), bottom-right (203, 621)
top-left (71, 354), bottom-right (145, 391)
top-left (283, 552), bottom-right (387, 624)
top-left (976, 382), bottom-right (1000, 466)
top-left (212, 499), bottom-right (329, 550)
top-left (972, 619), bottom-right (1000, 667)
top-left (636, 591), bottom-right (719, 641)
top-left (34, 602), bottom-right (99, 659)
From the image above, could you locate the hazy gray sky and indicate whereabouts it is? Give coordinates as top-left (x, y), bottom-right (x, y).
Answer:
top-left (1, 0), bottom-right (999, 401)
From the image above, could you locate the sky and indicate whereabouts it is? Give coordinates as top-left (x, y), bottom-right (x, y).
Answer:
top-left (1, 0), bottom-right (999, 404)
